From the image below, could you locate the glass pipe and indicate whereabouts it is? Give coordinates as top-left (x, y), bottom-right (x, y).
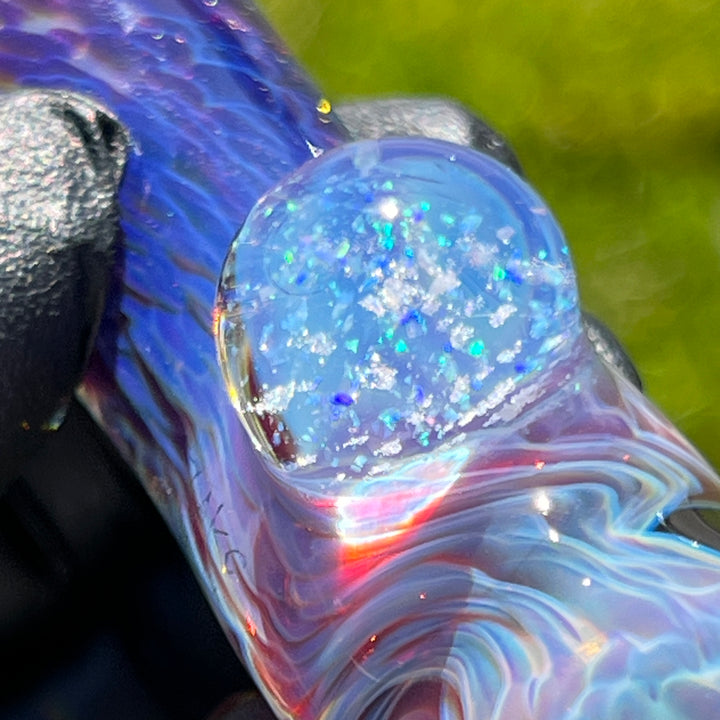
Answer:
top-left (2, 2), bottom-right (720, 719)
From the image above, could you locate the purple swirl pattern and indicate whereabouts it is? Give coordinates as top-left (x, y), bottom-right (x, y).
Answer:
top-left (2, 3), bottom-right (720, 719)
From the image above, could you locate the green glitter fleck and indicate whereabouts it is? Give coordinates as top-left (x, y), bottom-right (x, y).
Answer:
top-left (438, 355), bottom-right (447, 366)
top-left (382, 180), bottom-right (394, 191)
top-left (538, 249), bottom-right (547, 260)
top-left (418, 431), bottom-right (430, 447)
top-left (438, 235), bottom-right (450, 248)
top-left (284, 250), bottom-right (294, 264)
top-left (286, 200), bottom-right (298, 212)
top-left (493, 264), bottom-right (506, 281)
top-left (469, 340), bottom-right (485, 356)
top-left (385, 328), bottom-right (395, 340)
top-left (396, 339), bottom-right (408, 353)
top-left (336, 239), bottom-right (350, 258)
top-left (441, 213), bottom-right (455, 225)
top-left (263, 207), bottom-right (273, 218)
top-left (420, 201), bottom-right (430, 212)
top-left (345, 338), bottom-right (359, 353)
top-left (380, 410), bottom-right (399, 431)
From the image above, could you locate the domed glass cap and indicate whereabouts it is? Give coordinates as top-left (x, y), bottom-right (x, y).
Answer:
top-left (216, 138), bottom-right (580, 475)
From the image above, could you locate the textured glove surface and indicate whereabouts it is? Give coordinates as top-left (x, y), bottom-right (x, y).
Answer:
top-left (0, 90), bottom-right (128, 481)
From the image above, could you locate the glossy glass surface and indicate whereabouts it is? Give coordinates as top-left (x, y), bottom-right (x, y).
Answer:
top-left (2, 3), bottom-right (720, 719)
top-left (218, 139), bottom-right (579, 475)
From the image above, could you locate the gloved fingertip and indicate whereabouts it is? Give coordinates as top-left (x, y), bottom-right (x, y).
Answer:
top-left (335, 97), bottom-right (523, 174)
top-left (582, 311), bottom-right (643, 391)
top-left (0, 90), bottom-right (130, 485)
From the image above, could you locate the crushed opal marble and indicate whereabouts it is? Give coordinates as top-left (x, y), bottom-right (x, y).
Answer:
top-left (217, 138), bottom-right (580, 474)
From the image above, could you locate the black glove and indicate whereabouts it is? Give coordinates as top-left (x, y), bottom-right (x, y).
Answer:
top-left (0, 90), bottom-right (126, 483)
top-left (0, 93), bottom-right (641, 720)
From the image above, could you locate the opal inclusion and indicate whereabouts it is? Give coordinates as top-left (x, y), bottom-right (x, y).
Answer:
top-left (217, 138), bottom-right (580, 478)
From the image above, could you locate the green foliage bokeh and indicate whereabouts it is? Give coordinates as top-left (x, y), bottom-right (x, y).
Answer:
top-left (260, 0), bottom-right (720, 468)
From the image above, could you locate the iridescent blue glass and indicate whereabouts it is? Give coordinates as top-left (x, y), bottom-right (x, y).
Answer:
top-left (2, 3), bottom-right (720, 719)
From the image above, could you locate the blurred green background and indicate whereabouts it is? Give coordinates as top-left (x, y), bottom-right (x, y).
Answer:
top-left (259, 0), bottom-right (720, 469)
